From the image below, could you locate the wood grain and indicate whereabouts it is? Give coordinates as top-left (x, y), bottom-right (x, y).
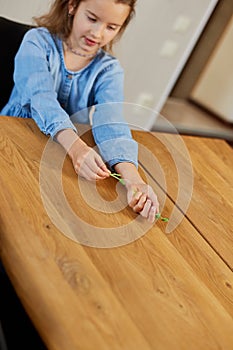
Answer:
top-left (1, 117), bottom-right (233, 350)
top-left (133, 131), bottom-right (233, 268)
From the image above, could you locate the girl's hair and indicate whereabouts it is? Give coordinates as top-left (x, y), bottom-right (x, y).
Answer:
top-left (33, 0), bottom-right (137, 53)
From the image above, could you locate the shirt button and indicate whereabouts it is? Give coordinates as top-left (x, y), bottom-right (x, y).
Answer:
top-left (67, 74), bottom-right (73, 79)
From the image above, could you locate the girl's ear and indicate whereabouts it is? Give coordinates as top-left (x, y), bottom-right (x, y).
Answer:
top-left (68, 0), bottom-right (75, 15)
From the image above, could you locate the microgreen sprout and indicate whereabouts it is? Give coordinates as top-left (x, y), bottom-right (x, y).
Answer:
top-left (110, 172), bottom-right (169, 222)
top-left (109, 172), bottom-right (126, 185)
top-left (155, 213), bottom-right (169, 222)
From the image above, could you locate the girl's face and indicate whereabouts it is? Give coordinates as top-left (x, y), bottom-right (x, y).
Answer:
top-left (68, 0), bottom-right (130, 56)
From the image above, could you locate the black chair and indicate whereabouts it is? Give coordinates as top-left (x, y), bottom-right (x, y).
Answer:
top-left (0, 17), bottom-right (32, 111)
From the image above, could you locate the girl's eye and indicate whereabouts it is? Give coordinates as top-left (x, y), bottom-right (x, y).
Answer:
top-left (107, 25), bottom-right (117, 31)
top-left (87, 16), bottom-right (96, 22)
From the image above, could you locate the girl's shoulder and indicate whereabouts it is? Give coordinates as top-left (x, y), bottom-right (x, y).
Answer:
top-left (24, 26), bottom-right (50, 38)
top-left (22, 27), bottom-right (57, 47)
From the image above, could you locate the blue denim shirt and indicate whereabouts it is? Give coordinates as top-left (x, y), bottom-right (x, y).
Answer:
top-left (1, 27), bottom-right (138, 168)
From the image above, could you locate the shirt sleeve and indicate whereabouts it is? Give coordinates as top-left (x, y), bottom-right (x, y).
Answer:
top-left (13, 29), bottom-right (76, 138)
top-left (91, 62), bottom-right (138, 169)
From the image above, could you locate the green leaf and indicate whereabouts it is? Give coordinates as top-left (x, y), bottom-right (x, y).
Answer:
top-left (161, 217), bottom-right (169, 222)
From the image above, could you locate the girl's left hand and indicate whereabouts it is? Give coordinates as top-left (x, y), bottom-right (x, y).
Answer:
top-left (126, 183), bottom-right (160, 223)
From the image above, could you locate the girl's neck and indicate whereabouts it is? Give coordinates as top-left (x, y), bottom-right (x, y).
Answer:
top-left (63, 42), bottom-right (94, 72)
top-left (64, 40), bottom-right (97, 59)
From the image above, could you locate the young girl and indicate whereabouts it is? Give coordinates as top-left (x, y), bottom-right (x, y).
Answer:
top-left (1, 0), bottom-right (159, 223)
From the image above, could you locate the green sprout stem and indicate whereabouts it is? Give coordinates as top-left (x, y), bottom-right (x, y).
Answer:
top-left (110, 172), bottom-right (169, 222)
top-left (155, 213), bottom-right (169, 222)
top-left (109, 172), bottom-right (126, 185)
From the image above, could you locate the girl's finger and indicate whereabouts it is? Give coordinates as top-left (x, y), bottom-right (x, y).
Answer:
top-left (147, 205), bottom-right (156, 223)
top-left (132, 193), bottom-right (147, 212)
top-left (139, 199), bottom-right (152, 218)
top-left (129, 190), bottom-right (142, 207)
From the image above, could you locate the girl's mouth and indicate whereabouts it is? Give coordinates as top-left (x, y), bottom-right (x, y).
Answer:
top-left (85, 37), bottom-right (98, 47)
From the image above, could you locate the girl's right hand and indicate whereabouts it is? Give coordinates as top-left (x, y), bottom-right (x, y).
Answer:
top-left (69, 138), bottom-right (110, 181)
top-left (55, 129), bottom-right (110, 181)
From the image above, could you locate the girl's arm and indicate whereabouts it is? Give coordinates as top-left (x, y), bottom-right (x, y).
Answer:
top-left (91, 62), bottom-right (160, 222)
top-left (13, 28), bottom-right (76, 138)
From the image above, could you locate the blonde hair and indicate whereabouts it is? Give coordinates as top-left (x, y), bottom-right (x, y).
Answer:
top-left (34, 0), bottom-right (137, 53)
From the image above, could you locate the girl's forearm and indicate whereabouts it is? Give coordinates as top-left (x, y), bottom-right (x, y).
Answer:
top-left (55, 129), bottom-right (86, 158)
top-left (114, 162), bottom-right (144, 188)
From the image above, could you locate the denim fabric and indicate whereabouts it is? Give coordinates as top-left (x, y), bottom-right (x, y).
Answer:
top-left (1, 27), bottom-right (138, 168)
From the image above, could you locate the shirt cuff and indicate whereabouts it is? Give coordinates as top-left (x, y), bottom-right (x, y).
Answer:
top-left (95, 137), bottom-right (138, 169)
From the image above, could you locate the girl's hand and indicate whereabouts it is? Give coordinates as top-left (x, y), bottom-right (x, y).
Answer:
top-left (126, 182), bottom-right (160, 223)
top-left (69, 139), bottom-right (110, 181)
top-left (55, 129), bottom-right (110, 181)
top-left (113, 162), bottom-right (160, 223)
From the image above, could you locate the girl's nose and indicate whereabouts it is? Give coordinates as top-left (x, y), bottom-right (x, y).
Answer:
top-left (91, 23), bottom-right (104, 38)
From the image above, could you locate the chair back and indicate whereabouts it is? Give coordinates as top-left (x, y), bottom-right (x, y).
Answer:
top-left (0, 17), bottom-right (32, 111)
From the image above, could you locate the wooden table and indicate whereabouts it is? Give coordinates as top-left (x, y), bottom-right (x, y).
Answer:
top-left (0, 116), bottom-right (233, 350)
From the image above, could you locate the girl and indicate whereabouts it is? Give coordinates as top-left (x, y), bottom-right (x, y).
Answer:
top-left (1, 0), bottom-right (159, 223)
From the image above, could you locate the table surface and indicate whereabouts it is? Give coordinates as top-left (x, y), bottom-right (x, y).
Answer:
top-left (0, 116), bottom-right (233, 350)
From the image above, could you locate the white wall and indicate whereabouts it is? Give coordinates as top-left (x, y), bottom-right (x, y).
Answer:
top-left (115, 0), bottom-right (218, 128)
top-left (0, 0), bottom-right (218, 129)
top-left (0, 0), bottom-right (50, 24)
